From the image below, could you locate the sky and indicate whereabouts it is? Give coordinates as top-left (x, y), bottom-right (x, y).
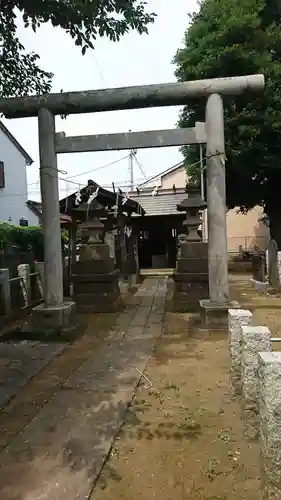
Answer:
top-left (2, 0), bottom-right (199, 201)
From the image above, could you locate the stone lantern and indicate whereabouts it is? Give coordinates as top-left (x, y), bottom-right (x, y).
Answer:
top-left (75, 201), bottom-right (106, 260)
top-left (173, 183), bottom-right (209, 311)
top-left (177, 183), bottom-right (207, 242)
top-left (72, 202), bottom-right (120, 312)
top-left (78, 216), bottom-right (106, 260)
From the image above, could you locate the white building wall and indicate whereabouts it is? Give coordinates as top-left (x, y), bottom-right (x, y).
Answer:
top-left (0, 128), bottom-right (39, 226)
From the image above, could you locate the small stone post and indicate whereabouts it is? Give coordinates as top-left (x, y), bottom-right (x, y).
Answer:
top-left (104, 231), bottom-right (115, 260)
top-left (258, 352), bottom-right (281, 500)
top-left (18, 264), bottom-right (31, 306)
top-left (0, 268), bottom-right (11, 314)
top-left (241, 325), bottom-right (272, 439)
top-left (133, 228), bottom-right (140, 284)
top-left (228, 309), bottom-right (252, 393)
top-left (277, 251), bottom-right (281, 284)
top-left (119, 215), bottom-right (128, 281)
top-left (268, 239), bottom-right (278, 288)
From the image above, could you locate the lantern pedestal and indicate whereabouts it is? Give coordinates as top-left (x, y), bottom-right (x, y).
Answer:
top-left (72, 217), bottom-right (120, 313)
top-left (173, 184), bottom-right (209, 312)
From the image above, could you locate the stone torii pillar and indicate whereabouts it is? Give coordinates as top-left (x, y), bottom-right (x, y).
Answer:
top-left (200, 94), bottom-right (240, 324)
top-left (206, 94), bottom-right (229, 302)
top-left (32, 109), bottom-right (76, 330)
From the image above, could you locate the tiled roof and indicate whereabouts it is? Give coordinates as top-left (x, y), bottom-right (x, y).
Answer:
top-left (129, 189), bottom-right (187, 217)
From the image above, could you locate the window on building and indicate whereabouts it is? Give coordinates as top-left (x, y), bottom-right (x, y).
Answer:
top-left (0, 161), bottom-right (5, 188)
top-left (19, 218), bottom-right (28, 227)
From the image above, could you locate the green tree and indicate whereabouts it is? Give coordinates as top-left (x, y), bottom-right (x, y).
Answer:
top-left (173, 0), bottom-right (281, 245)
top-left (0, 1), bottom-right (155, 97)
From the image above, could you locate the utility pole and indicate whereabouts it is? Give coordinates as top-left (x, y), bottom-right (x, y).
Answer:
top-left (128, 129), bottom-right (134, 191)
top-left (129, 150), bottom-right (134, 190)
top-left (200, 144), bottom-right (207, 242)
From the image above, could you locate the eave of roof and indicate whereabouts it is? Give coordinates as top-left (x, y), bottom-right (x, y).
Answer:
top-left (59, 181), bottom-right (145, 216)
top-left (0, 121), bottom-right (33, 165)
top-left (27, 200), bottom-right (42, 220)
top-left (27, 200), bottom-right (72, 224)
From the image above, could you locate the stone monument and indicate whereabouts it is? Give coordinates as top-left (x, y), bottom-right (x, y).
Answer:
top-left (72, 205), bottom-right (120, 313)
top-left (173, 184), bottom-right (208, 311)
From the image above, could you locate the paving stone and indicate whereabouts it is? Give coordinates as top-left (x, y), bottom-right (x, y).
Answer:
top-left (130, 306), bottom-right (151, 327)
top-left (149, 312), bottom-right (165, 325)
top-left (0, 278), bottom-right (166, 500)
top-left (0, 343), bottom-right (67, 408)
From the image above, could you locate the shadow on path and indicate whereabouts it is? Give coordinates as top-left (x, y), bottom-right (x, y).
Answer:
top-left (0, 278), bottom-right (167, 500)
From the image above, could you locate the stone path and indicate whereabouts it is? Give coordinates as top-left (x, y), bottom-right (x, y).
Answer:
top-left (0, 341), bottom-right (67, 408)
top-left (0, 278), bottom-right (167, 500)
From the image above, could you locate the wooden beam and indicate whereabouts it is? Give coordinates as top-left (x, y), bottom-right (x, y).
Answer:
top-left (0, 75), bottom-right (264, 118)
top-left (55, 124), bottom-right (206, 154)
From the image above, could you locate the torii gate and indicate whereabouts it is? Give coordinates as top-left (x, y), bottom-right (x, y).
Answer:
top-left (0, 74), bottom-right (264, 328)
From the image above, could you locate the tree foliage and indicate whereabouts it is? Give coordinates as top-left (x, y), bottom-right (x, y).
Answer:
top-left (173, 0), bottom-right (281, 242)
top-left (0, 1), bottom-right (155, 98)
top-left (0, 223), bottom-right (44, 259)
top-left (0, 223), bottom-right (68, 262)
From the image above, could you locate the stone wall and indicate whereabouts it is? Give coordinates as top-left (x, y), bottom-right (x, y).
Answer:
top-left (228, 309), bottom-right (281, 500)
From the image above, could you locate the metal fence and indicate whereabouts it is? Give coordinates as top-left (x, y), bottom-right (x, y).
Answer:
top-left (0, 265), bottom-right (43, 321)
top-left (228, 236), bottom-right (269, 255)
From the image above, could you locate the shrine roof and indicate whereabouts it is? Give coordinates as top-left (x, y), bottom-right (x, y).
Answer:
top-left (129, 188), bottom-right (187, 217)
top-left (59, 181), bottom-right (145, 216)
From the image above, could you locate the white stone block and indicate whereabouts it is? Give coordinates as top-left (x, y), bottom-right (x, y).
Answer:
top-left (228, 309), bottom-right (252, 378)
top-left (258, 352), bottom-right (281, 500)
top-left (18, 263), bottom-right (31, 306)
top-left (241, 325), bottom-right (272, 439)
top-left (250, 278), bottom-right (269, 293)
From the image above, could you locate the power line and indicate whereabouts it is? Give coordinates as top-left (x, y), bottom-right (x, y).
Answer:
top-left (92, 52), bottom-right (107, 86)
top-left (58, 176), bottom-right (80, 186)
top-left (28, 154), bottom-right (130, 187)
top-left (65, 154), bottom-right (130, 180)
top-left (132, 151), bottom-right (147, 181)
top-left (57, 177), bottom-right (147, 192)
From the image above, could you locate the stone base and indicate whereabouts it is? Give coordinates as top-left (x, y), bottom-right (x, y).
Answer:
top-left (173, 283), bottom-right (209, 313)
top-left (250, 278), bottom-right (269, 293)
top-left (176, 259), bottom-right (208, 275)
top-left (176, 241), bottom-right (208, 282)
top-left (32, 301), bottom-right (76, 330)
top-left (199, 299), bottom-right (240, 327)
top-left (180, 241), bottom-right (208, 259)
top-left (173, 272), bottom-right (208, 285)
top-left (72, 265), bottom-right (120, 313)
top-left (76, 294), bottom-right (123, 313)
